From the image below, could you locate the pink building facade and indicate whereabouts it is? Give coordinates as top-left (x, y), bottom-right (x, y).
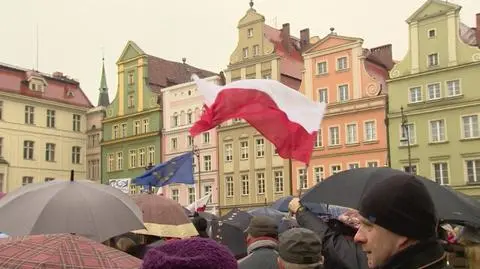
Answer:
top-left (161, 75), bottom-right (222, 214)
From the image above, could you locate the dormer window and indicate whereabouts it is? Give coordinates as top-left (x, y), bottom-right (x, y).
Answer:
top-left (29, 81), bottom-right (45, 92)
top-left (428, 29), bottom-right (436, 39)
top-left (26, 71), bottom-right (47, 92)
top-left (67, 90), bottom-right (74, 97)
top-left (247, 28), bottom-right (254, 38)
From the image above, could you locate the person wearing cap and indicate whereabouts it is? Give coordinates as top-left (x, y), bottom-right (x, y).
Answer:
top-left (277, 228), bottom-right (324, 269)
top-left (191, 212), bottom-right (209, 238)
top-left (238, 216), bottom-right (280, 269)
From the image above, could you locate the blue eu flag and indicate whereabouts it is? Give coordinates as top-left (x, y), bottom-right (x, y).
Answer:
top-left (133, 152), bottom-right (194, 187)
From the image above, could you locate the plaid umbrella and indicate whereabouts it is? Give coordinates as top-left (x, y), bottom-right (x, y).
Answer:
top-left (0, 233), bottom-right (142, 268)
top-left (131, 194), bottom-right (198, 238)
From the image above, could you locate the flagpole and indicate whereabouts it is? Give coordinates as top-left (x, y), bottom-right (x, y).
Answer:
top-left (192, 144), bottom-right (201, 212)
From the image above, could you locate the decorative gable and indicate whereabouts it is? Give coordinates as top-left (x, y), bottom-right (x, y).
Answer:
top-left (305, 34), bottom-right (362, 54)
top-left (406, 0), bottom-right (460, 23)
top-left (116, 41), bottom-right (146, 64)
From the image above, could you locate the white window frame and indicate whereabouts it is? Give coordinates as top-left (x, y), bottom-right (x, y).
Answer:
top-left (121, 123), bottom-right (127, 138)
top-left (171, 189), bottom-right (179, 202)
top-left (313, 166), bottom-right (324, 183)
top-left (314, 129), bottom-right (323, 148)
top-left (46, 109), bottom-right (56, 128)
top-left (72, 146), bottom-right (81, 164)
top-left (224, 143), bottom-right (233, 162)
top-left (461, 114), bottom-right (479, 139)
top-left (318, 88), bottom-right (328, 103)
top-left (134, 120), bottom-right (141, 135)
top-left (427, 28), bottom-right (437, 39)
top-left (403, 165), bottom-right (418, 175)
top-left (243, 47), bottom-right (249, 58)
top-left (240, 141), bottom-right (249, 160)
top-left (408, 86), bottom-right (423, 103)
top-left (316, 61), bottom-right (328, 75)
top-left (337, 84), bottom-right (349, 102)
top-left (445, 79), bottom-right (461, 97)
top-left (241, 174), bottom-right (249, 195)
top-left (428, 53), bottom-right (439, 67)
top-left (428, 119), bottom-right (447, 143)
top-left (256, 172), bottom-right (266, 194)
top-left (274, 170), bottom-right (284, 193)
top-left (427, 82), bottom-right (441, 100)
top-left (129, 149), bottom-right (137, 168)
top-left (203, 132), bottom-right (210, 144)
top-left (328, 125), bottom-right (340, 146)
top-left (116, 151), bottom-right (123, 170)
top-left (336, 56), bottom-right (349, 71)
top-left (298, 168), bottom-right (308, 190)
top-left (142, 119), bottom-right (150, 133)
top-left (138, 148), bottom-right (146, 167)
top-left (203, 155), bottom-right (212, 171)
top-left (399, 123), bottom-right (417, 146)
top-left (225, 176), bottom-right (234, 197)
top-left (431, 161), bottom-right (449, 185)
top-left (247, 28), bottom-right (253, 38)
top-left (108, 153), bottom-right (114, 172)
top-left (253, 45), bottom-right (260, 56)
top-left (45, 143), bottom-right (55, 162)
top-left (112, 125), bottom-right (119, 139)
top-left (23, 140), bottom-right (34, 160)
top-left (256, 138), bottom-right (265, 158)
top-left (464, 159), bottom-right (480, 184)
top-left (364, 120), bottom-right (377, 142)
top-left (345, 122), bottom-right (358, 144)
top-left (348, 162), bottom-right (360, 169)
top-left (330, 164), bottom-right (342, 176)
top-left (366, 160), bottom-right (379, 168)
top-left (147, 146), bottom-right (155, 165)
top-left (171, 137), bottom-right (178, 150)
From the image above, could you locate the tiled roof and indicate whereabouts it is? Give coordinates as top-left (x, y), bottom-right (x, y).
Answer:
top-left (147, 56), bottom-right (218, 93)
top-left (0, 63), bottom-right (93, 108)
top-left (459, 22), bottom-right (478, 46)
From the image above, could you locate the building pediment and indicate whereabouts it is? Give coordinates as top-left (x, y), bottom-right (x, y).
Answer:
top-left (238, 9), bottom-right (265, 28)
top-left (117, 41), bottom-right (146, 64)
top-left (304, 34), bottom-right (362, 54)
top-left (406, 0), bottom-right (460, 23)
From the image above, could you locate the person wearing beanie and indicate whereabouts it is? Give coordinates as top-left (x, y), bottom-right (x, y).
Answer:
top-left (277, 228), bottom-right (324, 269)
top-left (238, 216), bottom-right (280, 269)
top-left (141, 237), bottom-right (238, 269)
top-left (192, 212), bottom-right (209, 238)
top-left (353, 174), bottom-right (448, 269)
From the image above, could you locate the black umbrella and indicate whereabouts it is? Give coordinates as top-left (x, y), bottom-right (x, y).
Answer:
top-left (210, 219), bottom-right (247, 259)
top-left (247, 207), bottom-right (285, 223)
top-left (301, 167), bottom-right (480, 228)
top-left (220, 208), bottom-right (252, 231)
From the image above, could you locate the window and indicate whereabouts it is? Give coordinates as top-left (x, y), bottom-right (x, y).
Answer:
top-left (203, 132), bottom-right (210, 144)
top-left (73, 114), bottom-right (81, 131)
top-left (433, 162), bottom-right (449, 185)
top-left (364, 121), bottom-right (377, 141)
top-left (400, 124), bottom-right (416, 145)
top-left (45, 143), bottom-right (55, 162)
top-left (46, 110), bottom-right (56, 128)
top-left (346, 123), bottom-right (357, 144)
top-left (331, 165), bottom-right (341, 175)
top-left (171, 189), bottom-right (179, 202)
top-left (204, 185), bottom-right (212, 203)
top-left (466, 159), bottom-right (480, 184)
top-left (247, 28), bottom-right (253, 37)
top-left (134, 120), bottom-right (141, 135)
top-left (203, 155), bottom-right (212, 171)
top-left (187, 111), bottom-right (193, 124)
top-left (257, 173), bottom-right (265, 194)
top-left (430, 119), bottom-right (446, 142)
top-left (0, 137), bottom-right (3, 157)
top-left (314, 130), bottom-right (323, 148)
top-left (0, 101), bottom-right (3, 120)
top-left (0, 173), bottom-right (3, 193)
top-left (25, 106), bottom-right (34, 124)
top-left (116, 152), bottom-right (123, 170)
top-left (367, 161), bottom-right (379, 168)
top-left (243, 47), bottom-right (249, 58)
top-left (337, 57), bottom-right (348, 70)
top-left (274, 171), bottom-right (284, 193)
top-left (298, 169), bottom-right (307, 189)
top-left (428, 53), bottom-right (439, 67)
top-left (446, 80), bottom-right (461, 96)
top-left (226, 176), bottom-right (234, 197)
top-left (187, 135), bottom-right (194, 147)
top-left (171, 138), bottom-right (178, 150)
top-left (240, 141), bottom-right (249, 160)
top-left (188, 187), bottom-right (196, 204)
top-left (45, 177), bottom-right (54, 182)
top-left (404, 165), bottom-right (418, 175)
top-left (127, 95), bottom-right (134, 108)
top-left (22, 176), bottom-right (33, 186)
top-left (121, 123), bottom-right (127, 138)
top-left (328, 126), bottom-right (340, 146)
top-left (253, 45), bottom-right (260, 56)
top-left (113, 125), bottom-right (119, 139)
top-left (338, 84), bottom-right (349, 102)
top-left (142, 119), bottom-right (149, 133)
top-left (427, 83), bottom-right (441, 100)
top-left (72, 146), bottom-right (81, 164)
top-left (409, 87), bottom-right (422, 103)
top-left (314, 167), bottom-right (324, 183)
top-left (349, 163), bottom-right (360, 169)
top-left (241, 175), bottom-right (249, 195)
top-left (462, 115), bottom-right (479, 139)
top-left (138, 148), bottom-right (146, 167)
top-left (317, 62), bottom-right (327, 74)
top-left (129, 149), bottom-right (137, 168)
top-left (148, 146), bottom-right (155, 165)
top-left (318, 88), bottom-right (328, 103)
top-left (428, 29), bottom-right (436, 38)
top-left (225, 143), bottom-right (233, 161)
top-left (108, 153), bottom-right (114, 172)
top-left (256, 138), bottom-right (265, 158)
top-left (128, 71), bottom-right (134, 85)
top-left (262, 73), bottom-right (271, 79)
top-left (23, 140), bottom-right (34, 160)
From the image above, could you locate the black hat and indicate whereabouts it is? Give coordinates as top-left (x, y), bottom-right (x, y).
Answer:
top-left (278, 228), bottom-right (322, 265)
top-left (245, 216), bottom-right (278, 238)
top-left (359, 174), bottom-right (437, 240)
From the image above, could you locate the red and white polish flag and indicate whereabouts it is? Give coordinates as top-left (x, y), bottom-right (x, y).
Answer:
top-left (189, 75), bottom-right (327, 164)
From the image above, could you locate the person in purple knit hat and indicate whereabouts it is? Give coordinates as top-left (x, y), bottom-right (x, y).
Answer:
top-left (141, 237), bottom-right (238, 269)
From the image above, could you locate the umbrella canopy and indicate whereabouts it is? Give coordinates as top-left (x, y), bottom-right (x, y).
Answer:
top-left (0, 233), bottom-right (142, 268)
top-left (301, 167), bottom-right (480, 227)
top-left (220, 208), bottom-right (252, 231)
top-left (271, 196), bottom-right (327, 214)
top-left (0, 180), bottom-right (144, 242)
top-left (131, 194), bottom-right (198, 238)
top-left (247, 207), bottom-right (285, 223)
top-left (210, 219), bottom-right (247, 259)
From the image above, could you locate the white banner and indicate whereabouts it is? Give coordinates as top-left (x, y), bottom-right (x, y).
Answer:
top-left (109, 178), bottom-right (131, 194)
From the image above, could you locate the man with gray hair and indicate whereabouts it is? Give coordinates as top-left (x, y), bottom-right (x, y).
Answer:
top-left (277, 228), bottom-right (324, 269)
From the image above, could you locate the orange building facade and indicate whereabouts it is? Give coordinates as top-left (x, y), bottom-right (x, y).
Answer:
top-left (291, 30), bottom-right (394, 194)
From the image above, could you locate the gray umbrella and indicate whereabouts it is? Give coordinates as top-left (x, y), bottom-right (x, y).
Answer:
top-left (0, 179), bottom-right (145, 242)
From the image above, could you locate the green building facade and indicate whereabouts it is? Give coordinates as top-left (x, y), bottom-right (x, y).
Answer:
top-left (387, 0), bottom-right (480, 197)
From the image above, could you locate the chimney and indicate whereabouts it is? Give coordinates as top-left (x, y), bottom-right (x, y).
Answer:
top-left (281, 23), bottom-right (291, 52)
top-left (52, 72), bottom-right (63, 78)
top-left (300, 28), bottom-right (310, 51)
top-left (476, 13), bottom-right (480, 48)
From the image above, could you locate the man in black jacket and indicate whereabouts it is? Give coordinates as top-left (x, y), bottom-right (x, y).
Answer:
top-left (290, 173), bottom-right (451, 269)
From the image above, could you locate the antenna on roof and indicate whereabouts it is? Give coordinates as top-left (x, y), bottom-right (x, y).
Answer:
top-left (35, 24), bottom-right (39, 71)
top-left (273, 17), bottom-right (278, 28)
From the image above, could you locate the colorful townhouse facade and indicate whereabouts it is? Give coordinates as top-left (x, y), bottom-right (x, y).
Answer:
top-left (86, 58), bottom-right (110, 183)
top-left (101, 41), bottom-right (217, 193)
top-left (161, 73), bottom-right (222, 214)
top-left (217, 1), bottom-right (308, 215)
top-left (0, 63), bottom-right (93, 192)
top-left (291, 29), bottom-right (394, 194)
top-left (387, 0), bottom-right (480, 197)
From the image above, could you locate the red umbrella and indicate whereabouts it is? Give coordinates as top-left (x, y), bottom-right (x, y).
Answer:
top-left (0, 233), bottom-right (142, 268)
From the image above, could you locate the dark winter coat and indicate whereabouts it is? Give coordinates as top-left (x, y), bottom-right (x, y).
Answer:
top-left (237, 239), bottom-right (279, 269)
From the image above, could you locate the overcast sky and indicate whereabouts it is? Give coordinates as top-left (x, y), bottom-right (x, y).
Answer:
top-left (0, 0), bottom-right (478, 105)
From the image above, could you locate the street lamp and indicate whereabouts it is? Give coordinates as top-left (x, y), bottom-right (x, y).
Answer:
top-left (400, 106), bottom-right (412, 174)
top-left (192, 144), bottom-right (201, 205)
top-left (144, 162), bottom-right (154, 194)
